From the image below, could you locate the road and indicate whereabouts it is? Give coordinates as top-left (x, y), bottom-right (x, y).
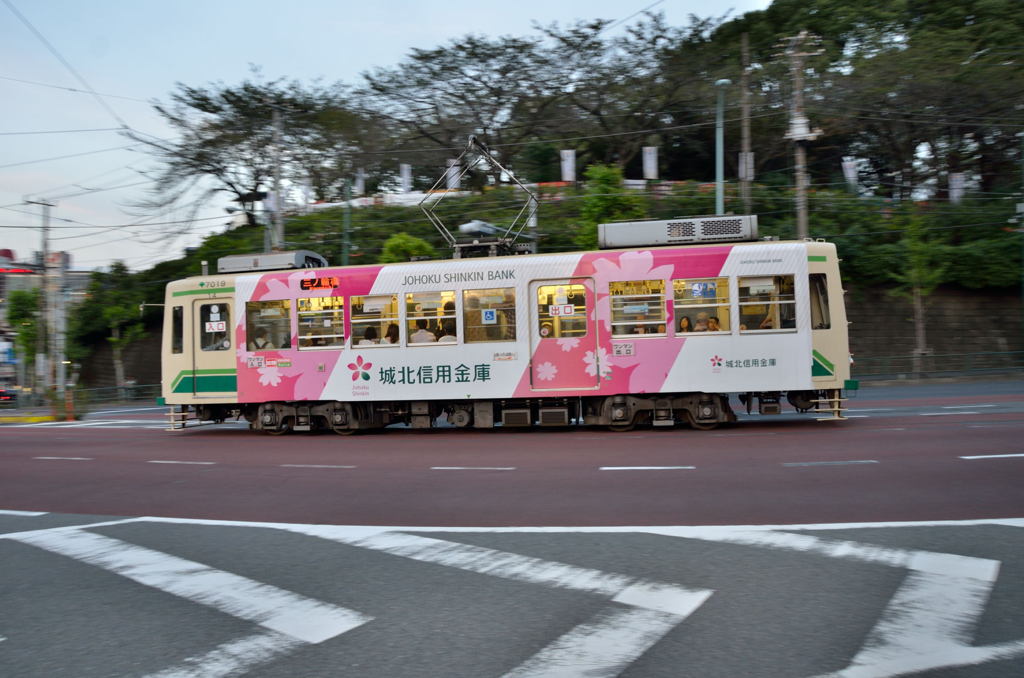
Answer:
top-left (1, 379), bottom-right (1022, 676)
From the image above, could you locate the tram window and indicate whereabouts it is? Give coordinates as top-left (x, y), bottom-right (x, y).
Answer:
top-left (809, 273), bottom-right (831, 330)
top-left (738, 275), bottom-right (796, 332)
top-left (463, 288), bottom-right (516, 343)
top-left (297, 296), bottom-right (345, 349)
top-left (536, 284), bottom-right (587, 338)
top-left (351, 294), bottom-right (400, 347)
top-left (199, 303), bottom-right (231, 351)
top-left (610, 280), bottom-right (666, 337)
top-left (245, 300), bottom-right (292, 350)
top-left (171, 305), bottom-right (183, 354)
top-left (406, 291), bottom-right (456, 345)
top-left (673, 277), bottom-right (730, 333)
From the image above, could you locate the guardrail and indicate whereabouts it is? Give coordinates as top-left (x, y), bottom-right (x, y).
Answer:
top-left (852, 351), bottom-right (1024, 381)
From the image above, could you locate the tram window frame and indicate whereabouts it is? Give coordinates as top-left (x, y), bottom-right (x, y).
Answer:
top-left (350, 294), bottom-right (400, 347)
top-left (245, 300), bottom-right (292, 351)
top-left (297, 296), bottom-right (345, 350)
top-left (809, 273), bottom-right (831, 330)
top-left (672, 277), bottom-right (730, 334)
top-left (199, 303), bottom-right (231, 351)
top-left (405, 290), bottom-right (457, 345)
top-left (171, 305), bottom-right (183, 354)
top-left (536, 284), bottom-right (588, 339)
top-left (609, 280), bottom-right (666, 337)
top-left (463, 288), bottom-right (516, 343)
top-left (738, 275), bottom-right (796, 332)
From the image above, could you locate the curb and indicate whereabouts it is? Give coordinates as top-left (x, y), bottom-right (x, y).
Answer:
top-left (0, 414), bottom-right (57, 424)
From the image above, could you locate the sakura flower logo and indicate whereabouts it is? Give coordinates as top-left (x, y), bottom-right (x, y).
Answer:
top-left (710, 355), bottom-right (723, 367)
top-left (557, 337), bottom-right (580, 352)
top-left (348, 355), bottom-right (373, 381)
top-left (583, 347), bottom-right (613, 379)
top-left (257, 366), bottom-right (282, 387)
top-left (536, 361), bottom-right (558, 381)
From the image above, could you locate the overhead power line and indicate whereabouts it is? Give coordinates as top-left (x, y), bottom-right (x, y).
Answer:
top-left (0, 127), bottom-right (125, 136)
top-left (2, 0), bottom-right (131, 130)
top-left (0, 142), bottom-right (145, 170)
top-left (0, 74), bottom-right (151, 103)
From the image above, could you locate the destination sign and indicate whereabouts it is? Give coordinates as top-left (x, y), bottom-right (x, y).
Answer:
top-left (300, 276), bottom-right (340, 290)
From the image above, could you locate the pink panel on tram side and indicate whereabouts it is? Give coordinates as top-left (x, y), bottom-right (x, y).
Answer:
top-left (573, 246), bottom-right (733, 282)
top-left (512, 247), bottom-right (733, 397)
top-left (236, 266), bottom-right (385, 402)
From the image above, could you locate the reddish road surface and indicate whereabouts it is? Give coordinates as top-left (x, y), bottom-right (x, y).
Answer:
top-left (2, 383), bottom-right (1022, 526)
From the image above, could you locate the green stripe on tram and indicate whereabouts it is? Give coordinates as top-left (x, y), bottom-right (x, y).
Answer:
top-left (171, 369), bottom-right (237, 393)
top-left (808, 255), bottom-right (827, 262)
top-left (812, 349), bottom-right (835, 377)
top-left (171, 287), bottom-right (236, 297)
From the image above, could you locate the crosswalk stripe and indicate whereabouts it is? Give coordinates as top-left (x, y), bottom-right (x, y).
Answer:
top-left (12, 529), bottom-right (372, 644)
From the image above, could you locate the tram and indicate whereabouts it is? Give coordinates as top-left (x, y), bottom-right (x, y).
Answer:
top-left (160, 214), bottom-right (856, 433)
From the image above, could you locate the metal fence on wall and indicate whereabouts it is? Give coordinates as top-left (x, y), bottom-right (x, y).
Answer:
top-left (852, 351), bottom-right (1024, 381)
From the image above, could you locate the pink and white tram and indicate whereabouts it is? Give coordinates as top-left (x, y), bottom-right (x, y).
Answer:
top-left (161, 219), bottom-right (855, 433)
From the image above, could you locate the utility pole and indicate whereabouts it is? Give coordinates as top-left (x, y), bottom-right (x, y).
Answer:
top-left (342, 179), bottom-right (351, 266)
top-left (715, 79), bottom-right (731, 215)
top-left (783, 31), bottom-right (822, 239)
top-left (271, 106), bottom-right (284, 251)
top-left (739, 33), bottom-right (753, 215)
top-left (25, 198), bottom-right (55, 400)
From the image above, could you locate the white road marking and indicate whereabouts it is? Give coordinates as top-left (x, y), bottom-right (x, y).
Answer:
top-left (848, 408), bottom-right (895, 412)
top-left (33, 456), bottom-right (93, 461)
top-left (645, 526), bottom-right (1024, 677)
top-left (279, 464), bottom-right (357, 469)
top-left (91, 407), bottom-right (171, 415)
top-left (783, 460), bottom-right (879, 467)
top-left (599, 466), bottom-right (696, 471)
top-left (920, 412), bottom-right (979, 416)
top-left (58, 420), bottom-right (145, 428)
top-left (296, 529), bottom-right (714, 678)
top-left (146, 460), bottom-right (217, 465)
top-left (142, 630), bottom-right (304, 678)
top-left (844, 415), bottom-right (869, 418)
top-left (501, 607), bottom-right (687, 678)
top-left (959, 453), bottom-right (1024, 460)
top-left (430, 466), bottom-right (516, 471)
top-left (40, 515), bottom-right (1023, 677)
top-left (0, 509), bottom-right (47, 516)
top-left (11, 528), bottom-right (372, 644)
top-left (943, 404), bottom-right (996, 409)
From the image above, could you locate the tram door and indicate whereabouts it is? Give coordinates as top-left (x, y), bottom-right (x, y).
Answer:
top-left (529, 279), bottom-right (599, 390)
top-left (189, 298), bottom-right (237, 398)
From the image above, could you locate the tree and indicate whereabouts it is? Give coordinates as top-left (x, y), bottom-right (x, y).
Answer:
top-left (378, 234), bottom-right (438, 263)
top-left (885, 211), bottom-right (950, 376)
top-left (128, 76), bottom-right (370, 231)
top-left (359, 33), bottom-right (561, 183)
top-left (7, 288), bottom-right (41, 381)
top-left (69, 263), bottom-right (146, 398)
top-left (574, 164), bottom-right (646, 249)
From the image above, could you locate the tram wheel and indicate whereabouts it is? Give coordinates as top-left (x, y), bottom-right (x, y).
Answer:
top-left (685, 412), bottom-right (720, 431)
top-left (265, 419), bottom-right (292, 436)
top-left (608, 416), bottom-right (637, 432)
top-left (333, 428), bottom-right (357, 436)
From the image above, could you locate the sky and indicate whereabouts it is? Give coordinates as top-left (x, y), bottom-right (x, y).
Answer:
top-left (0, 0), bottom-right (772, 272)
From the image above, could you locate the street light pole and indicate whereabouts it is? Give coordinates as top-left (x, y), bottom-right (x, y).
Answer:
top-left (715, 78), bottom-right (731, 215)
